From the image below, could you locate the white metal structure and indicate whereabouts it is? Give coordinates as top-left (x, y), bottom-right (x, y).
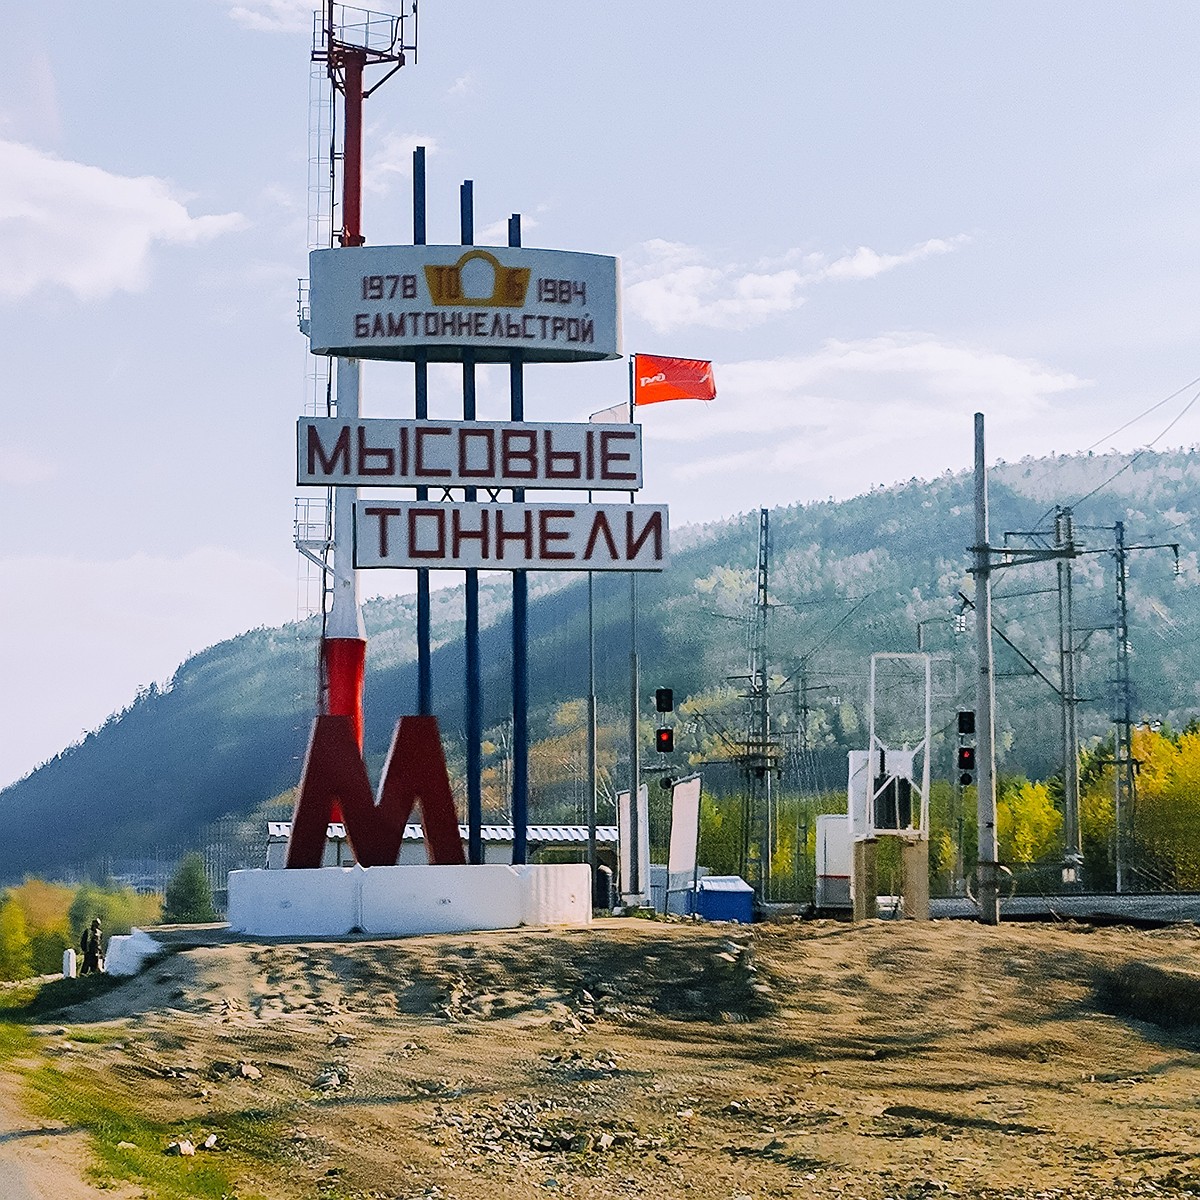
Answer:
top-left (865, 652), bottom-right (932, 839)
top-left (815, 814), bottom-right (852, 908)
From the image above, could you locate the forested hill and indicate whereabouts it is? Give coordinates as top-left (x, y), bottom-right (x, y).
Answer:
top-left (4, 448), bottom-right (1200, 884)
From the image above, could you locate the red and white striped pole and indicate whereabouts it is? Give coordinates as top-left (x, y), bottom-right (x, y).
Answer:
top-left (320, 47), bottom-right (368, 754)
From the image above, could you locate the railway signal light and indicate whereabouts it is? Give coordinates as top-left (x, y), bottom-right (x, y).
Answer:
top-left (958, 745), bottom-right (976, 787)
top-left (958, 710), bottom-right (976, 735)
top-left (655, 727), bottom-right (674, 753)
top-left (655, 687), bottom-right (674, 713)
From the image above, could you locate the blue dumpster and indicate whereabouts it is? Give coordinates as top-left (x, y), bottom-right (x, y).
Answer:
top-left (689, 875), bottom-right (754, 923)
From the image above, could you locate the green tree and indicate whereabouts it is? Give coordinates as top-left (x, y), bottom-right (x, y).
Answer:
top-left (162, 854), bottom-right (217, 924)
top-left (30, 927), bottom-right (71, 975)
top-left (68, 881), bottom-right (159, 941)
top-left (0, 895), bottom-right (33, 981)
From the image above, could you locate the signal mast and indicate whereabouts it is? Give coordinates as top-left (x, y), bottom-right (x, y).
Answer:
top-left (310, 3), bottom-right (417, 749)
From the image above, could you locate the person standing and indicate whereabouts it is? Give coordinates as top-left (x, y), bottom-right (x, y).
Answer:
top-left (79, 917), bottom-right (103, 974)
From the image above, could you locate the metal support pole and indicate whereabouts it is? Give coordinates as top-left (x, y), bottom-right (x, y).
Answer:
top-left (461, 180), bottom-right (482, 865)
top-left (627, 357), bottom-right (641, 897)
top-left (412, 147), bottom-right (431, 716)
top-left (972, 413), bottom-right (1001, 924)
top-left (1114, 520), bottom-right (1133, 892)
top-left (339, 51), bottom-right (366, 247)
top-left (587, 563), bottom-right (598, 894)
top-left (1055, 507), bottom-right (1082, 886)
top-left (508, 212), bottom-right (528, 865)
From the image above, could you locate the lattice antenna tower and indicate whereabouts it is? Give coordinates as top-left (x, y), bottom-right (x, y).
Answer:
top-left (314, 1), bottom-right (417, 247)
top-left (733, 508), bottom-right (782, 896)
top-left (294, 3), bottom-right (418, 622)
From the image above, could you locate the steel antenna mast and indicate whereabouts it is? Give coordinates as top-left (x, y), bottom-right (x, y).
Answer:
top-left (309, 3), bottom-right (416, 753)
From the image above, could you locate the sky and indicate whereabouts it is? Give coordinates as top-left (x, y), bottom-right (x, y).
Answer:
top-left (3, 1), bottom-right (1200, 787)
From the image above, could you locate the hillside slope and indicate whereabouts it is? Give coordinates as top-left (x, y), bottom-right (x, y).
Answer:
top-left (4, 448), bottom-right (1200, 882)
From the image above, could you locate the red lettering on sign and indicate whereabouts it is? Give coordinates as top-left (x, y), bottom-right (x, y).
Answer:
top-left (458, 428), bottom-right (496, 479)
top-left (544, 430), bottom-right (581, 479)
top-left (415, 426), bottom-right (451, 477)
top-left (583, 511), bottom-right (620, 561)
top-left (408, 508), bottom-right (447, 559)
top-left (452, 508), bottom-right (490, 558)
top-left (538, 508), bottom-right (574, 560)
top-left (397, 426), bottom-right (410, 476)
top-left (357, 426), bottom-right (395, 476)
top-left (363, 506), bottom-right (400, 558)
top-left (496, 508), bottom-right (533, 560)
top-left (626, 509), bottom-right (664, 560)
top-left (501, 430), bottom-right (537, 479)
top-left (599, 430), bottom-right (636, 481)
top-left (285, 715), bottom-right (466, 868)
top-left (307, 424), bottom-right (351, 476)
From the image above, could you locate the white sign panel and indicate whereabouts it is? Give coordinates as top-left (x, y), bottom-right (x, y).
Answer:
top-left (667, 777), bottom-right (703, 876)
top-left (354, 501), bottom-right (668, 572)
top-left (308, 244), bottom-right (621, 363)
top-left (299, 418), bottom-right (641, 490)
top-left (617, 785), bottom-right (651, 902)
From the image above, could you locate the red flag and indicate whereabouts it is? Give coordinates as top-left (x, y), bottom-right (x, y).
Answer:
top-left (633, 355), bottom-right (717, 406)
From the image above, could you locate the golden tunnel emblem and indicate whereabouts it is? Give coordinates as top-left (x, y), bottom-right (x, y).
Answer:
top-left (424, 249), bottom-right (532, 308)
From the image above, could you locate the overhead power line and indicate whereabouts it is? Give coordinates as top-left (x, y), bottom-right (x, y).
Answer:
top-left (1085, 372), bottom-right (1200, 453)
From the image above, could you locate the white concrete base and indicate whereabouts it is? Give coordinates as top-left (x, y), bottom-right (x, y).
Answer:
top-left (227, 863), bottom-right (592, 938)
top-left (105, 928), bottom-right (165, 976)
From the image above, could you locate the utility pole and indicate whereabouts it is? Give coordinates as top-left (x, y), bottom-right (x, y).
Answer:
top-left (1113, 520), bottom-right (1133, 893)
top-left (747, 508), bottom-right (773, 898)
top-left (1055, 506), bottom-right (1083, 886)
top-left (1108, 522), bottom-right (1179, 892)
top-left (971, 414), bottom-right (1001, 923)
top-left (731, 509), bottom-right (779, 897)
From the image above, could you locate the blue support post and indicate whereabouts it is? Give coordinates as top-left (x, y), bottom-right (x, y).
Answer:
top-left (508, 212), bottom-right (528, 865)
top-left (413, 147), bottom-right (431, 716)
top-left (461, 180), bottom-right (483, 866)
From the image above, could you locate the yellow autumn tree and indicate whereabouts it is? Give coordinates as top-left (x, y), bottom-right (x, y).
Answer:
top-left (1130, 725), bottom-right (1200, 888)
top-left (997, 779), bottom-right (1062, 864)
top-left (0, 895), bottom-right (32, 982)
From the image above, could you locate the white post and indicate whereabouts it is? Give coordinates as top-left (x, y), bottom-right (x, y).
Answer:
top-left (329, 357), bottom-right (365, 641)
top-left (974, 413), bottom-right (1001, 924)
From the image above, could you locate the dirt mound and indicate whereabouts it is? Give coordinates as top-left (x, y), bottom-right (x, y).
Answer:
top-left (10, 918), bottom-right (1200, 1200)
top-left (1096, 960), bottom-right (1200, 1031)
top-left (31, 921), bottom-right (770, 1029)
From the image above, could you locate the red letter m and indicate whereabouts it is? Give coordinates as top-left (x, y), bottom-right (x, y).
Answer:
top-left (285, 715), bottom-right (466, 868)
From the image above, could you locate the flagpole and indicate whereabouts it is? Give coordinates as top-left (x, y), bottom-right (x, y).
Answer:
top-left (586, 494), bottom-right (597, 903)
top-left (627, 354), bottom-right (642, 902)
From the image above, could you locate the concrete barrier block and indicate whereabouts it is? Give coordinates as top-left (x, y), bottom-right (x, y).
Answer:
top-left (360, 864), bottom-right (524, 935)
top-left (519, 864), bottom-right (591, 926)
top-left (228, 867), bottom-right (358, 936)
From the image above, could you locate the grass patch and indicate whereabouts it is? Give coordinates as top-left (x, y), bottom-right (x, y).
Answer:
top-left (63, 1027), bottom-right (119, 1044)
top-left (0, 979), bottom-right (278, 1198)
top-left (24, 1060), bottom-right (272, 1199)
top-left (16, 971), bottom-right (127, 1017)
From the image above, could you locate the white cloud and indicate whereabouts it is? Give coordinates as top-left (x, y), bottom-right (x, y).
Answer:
top-left (226, 0), bottom-right (312, 33)
top-left (0, 548), bottom-right (296, 789)
top-left (813, 235), bottom-right (970, 282)
top-left (0, 445), bottom-right (56, 487)
top-left (645, 334), bottom-right (1087, 448)
top-left (364, 132), bottom-right (439, 196)
top-left (478, 214), bottom-right (539, 243)
top-left (448, 73), bottom-right (474, 97)
top-left (624, 235), bottom-right (970, 334)
top-left (0, 141), bottom-right (246, 301)
top-left (631, 334), bottom-right (1089, 509)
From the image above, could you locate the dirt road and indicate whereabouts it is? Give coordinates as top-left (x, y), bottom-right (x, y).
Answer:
top-left (8, 918), bottom-right (1200, 1198)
